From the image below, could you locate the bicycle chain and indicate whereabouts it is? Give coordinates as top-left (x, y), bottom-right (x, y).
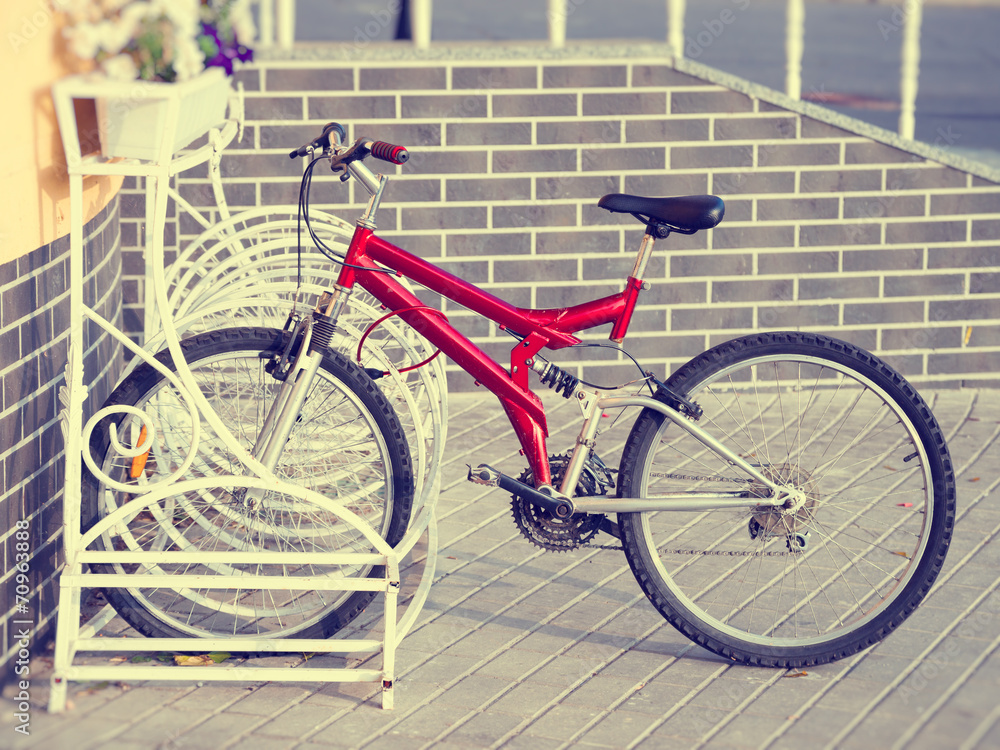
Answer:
top-left (583, 469), bottom-right (789, 556)
top-left (647, 471), bottom-right (754, 485)
top-left (520, 467), bottom-right (791, 556)
top-left (580, 541), bottom-right (791, 556)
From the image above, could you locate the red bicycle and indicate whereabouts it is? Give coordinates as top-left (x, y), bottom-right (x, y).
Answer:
top-left (86, 122), bottom-right (955, 668)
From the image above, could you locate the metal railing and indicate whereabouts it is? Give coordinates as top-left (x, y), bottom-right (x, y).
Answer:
top-left (255, 0), bottom-right (924, 140)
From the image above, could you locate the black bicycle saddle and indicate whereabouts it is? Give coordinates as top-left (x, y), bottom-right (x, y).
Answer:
top-left (597, 193), bottom-right (725, 232)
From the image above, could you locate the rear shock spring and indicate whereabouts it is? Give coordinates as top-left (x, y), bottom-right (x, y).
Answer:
top-left (535, 361), bottom-right (579, 398)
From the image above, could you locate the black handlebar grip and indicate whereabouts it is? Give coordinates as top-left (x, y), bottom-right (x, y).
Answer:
top-left (368, 141), bottom-right (409, 165)
top-left (289, 122), bottom-right (348, 158)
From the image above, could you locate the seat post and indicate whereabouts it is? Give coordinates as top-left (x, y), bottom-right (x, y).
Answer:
top-left (610, 224), bottom-right (668, 344)
top-left (631, 222), bottom-right (669, 281)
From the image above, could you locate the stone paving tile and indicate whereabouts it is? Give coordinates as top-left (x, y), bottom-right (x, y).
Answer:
top-left (400, 653), bottom-right (478, 686)
top-left (445, 709), bottom-right (529, 744)
top-left (687, 673), bottom-right (777, 711)
top-left (805, 677), bottom-right (885, 713)
top-left (521, 704), bottom-right (604, 740)
top-left (228, 735), bottom-right (298, 750)
top-left (765, 706), bottom-right (857, 749)
top-left (169, 712), bottom-right (264, 750)
top-left (424, 673), bottom-right (511, 709)
top-left (649, 704), bottom-right (734, 741)
top-left (388, 703), bottom-right (470, 740)
top-left (870, 624), bottom-right (955, 658)
top-left (5, 387), bottom-right (998, 750)
top-left (591, 649), bottom-right (662, 679)
top-left (486, 680), bottom-right (562, 716)
top-left (113, 706), bottom-right (209, 744)
top-left (526, 653), bottom-right (606, 686)
top-left (837, 711), bottom-right (924, 750)
top-left (560, 674), bottom-right (643, 709)
top-left (168, 685), bottom-right (251, 713)
top-left (880, 664), bottom-right (973, 717)
top-left (253, 701), bottom-right (344, 738)
top-left (739, 674), bottom-right (832, 718)
top-left (708, 711), bottom-right (791, 748)
top-left (575, 708), bottom-right (660, 747)
top-left (11, 718), bottom-right (120, 750)
top-left (501, 736), bottom-right (567, 750)
top-left (438, 628), bottom-right (521, 660)
top-left (617, 680), bottom-right (696, 716)
top-left (981, 721), bottom-right (1000, 748)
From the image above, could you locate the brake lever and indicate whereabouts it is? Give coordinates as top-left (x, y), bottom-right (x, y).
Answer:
top-left (328, 137), bottom-right (369, 179)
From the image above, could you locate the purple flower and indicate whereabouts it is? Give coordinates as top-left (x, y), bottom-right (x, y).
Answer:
top-left (200, 20), bottom-right (253, 76)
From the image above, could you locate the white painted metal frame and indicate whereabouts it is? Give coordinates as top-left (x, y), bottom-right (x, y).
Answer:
top-left (48, 72), bottom-right (445, 712)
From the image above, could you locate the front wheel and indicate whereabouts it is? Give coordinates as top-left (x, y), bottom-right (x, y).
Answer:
top-left (83, 327), bottom-right (414, 640)
top-left (617, 332), bottom-right (955, 667)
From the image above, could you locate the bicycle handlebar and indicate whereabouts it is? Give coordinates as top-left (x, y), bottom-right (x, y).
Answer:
top-left (288, 122), bottom-right (409, 168)
top-left (288, 122), bottom-right (347, 159)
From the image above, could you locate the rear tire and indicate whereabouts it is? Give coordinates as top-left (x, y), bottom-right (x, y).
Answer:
top-left (617, 332), bottom-right (955, 667)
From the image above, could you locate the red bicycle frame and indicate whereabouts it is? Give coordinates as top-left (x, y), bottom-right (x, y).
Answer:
top-left (334, 225), bottom-right (650, 487)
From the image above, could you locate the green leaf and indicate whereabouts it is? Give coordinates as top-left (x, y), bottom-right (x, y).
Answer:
top-left (208, 652), bottom-right (231, 664)
top-left (130, 655), bottom-right (153, 663)
top-left (154, 651), bottom-right (175, 663)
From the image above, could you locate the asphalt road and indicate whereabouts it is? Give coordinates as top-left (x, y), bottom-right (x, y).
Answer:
top-left (294, 0), bottom-right (1000, 167)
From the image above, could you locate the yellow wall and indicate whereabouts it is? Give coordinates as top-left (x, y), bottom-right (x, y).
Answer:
top-left (0, 0), bottom-right (122, 266)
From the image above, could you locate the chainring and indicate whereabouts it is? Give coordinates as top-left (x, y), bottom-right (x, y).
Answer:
top-left (511, 454), bottom-right (610, 551)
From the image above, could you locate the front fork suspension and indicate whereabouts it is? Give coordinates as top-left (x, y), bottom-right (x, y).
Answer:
top-left (244, 288), bottom-right (352, 497)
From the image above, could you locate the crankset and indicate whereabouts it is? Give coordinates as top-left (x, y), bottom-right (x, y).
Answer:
top-left (511, 453), bottom-right (614, 552)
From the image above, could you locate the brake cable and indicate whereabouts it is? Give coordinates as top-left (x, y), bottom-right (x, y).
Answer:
top-left (355, 305), bottom-right (450, 379)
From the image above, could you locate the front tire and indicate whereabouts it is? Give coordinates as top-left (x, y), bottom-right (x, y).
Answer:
top-left (82, 327), bottom-right (414, 640)
top-left (617, 332), bottom-right (955, 667)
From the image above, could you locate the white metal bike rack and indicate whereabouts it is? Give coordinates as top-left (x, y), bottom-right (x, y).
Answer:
top-left (48, 73), bottom-right (445, 712)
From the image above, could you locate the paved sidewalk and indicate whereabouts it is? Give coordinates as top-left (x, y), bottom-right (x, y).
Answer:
top-left (3, 388), bottom-right (999, 749)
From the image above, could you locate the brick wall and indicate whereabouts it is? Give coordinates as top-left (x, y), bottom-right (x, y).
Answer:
top-left (0, 198), bottom-right (122, 683)
top-left (119, 47), bottom-right (1000, 390)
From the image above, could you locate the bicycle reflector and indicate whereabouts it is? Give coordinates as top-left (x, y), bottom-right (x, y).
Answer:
top-left (130, 425), bottom-right (150, 479)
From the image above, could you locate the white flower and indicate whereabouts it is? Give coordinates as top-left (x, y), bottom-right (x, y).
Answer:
top-left (100, 53), bottom-right (138, 81)
top-left (99, 0), bottom-right (133, 13)
top-left (95, 19), bottom-right (133, 54)
top-left (54, 0), bottom-right (98, 23)
top-left (151, 0), bottom-right (199, 36)
top-left (119, 2), bottom-right (153, 29)
top-left (230, 0), bottom-right (256, 44)
top-left (64, 23), bottom-right (101, 59)
top-left (172, 35), bottom-right (205, 82)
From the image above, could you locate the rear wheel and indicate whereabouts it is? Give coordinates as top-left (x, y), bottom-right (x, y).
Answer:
top-left (617, 332), bottom-right (955, 666)
top-left (83, 327), bottom-right (414, 639)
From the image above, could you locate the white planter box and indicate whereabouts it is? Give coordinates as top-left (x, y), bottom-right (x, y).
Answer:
top-left (96, 68), bottom-right (232, 161)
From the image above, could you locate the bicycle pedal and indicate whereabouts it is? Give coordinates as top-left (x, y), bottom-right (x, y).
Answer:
top-left (467, 463), bottom-right (500, 487)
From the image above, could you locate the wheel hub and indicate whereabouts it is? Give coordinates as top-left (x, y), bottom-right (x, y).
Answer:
top-left (749, 462), bottom-right (817, 539)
